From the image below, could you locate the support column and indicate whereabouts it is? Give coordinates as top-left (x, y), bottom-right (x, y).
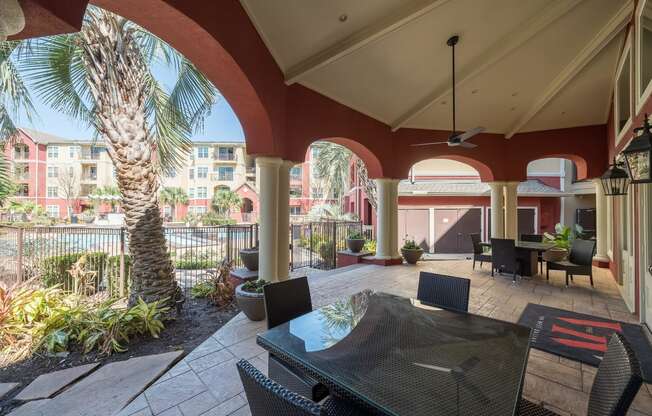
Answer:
top-left (276, 161), bottom-right (293, 281)
top-left (375, 178), bottom-right (401, 263)
top-left (504, 181), bottom-right (519, 240)
top-left (488, 182), bottom-right (505, 238)
top-left (593, 178), bottom-right (610, 266)
top-left (256, 157), bottom-right (281, 282)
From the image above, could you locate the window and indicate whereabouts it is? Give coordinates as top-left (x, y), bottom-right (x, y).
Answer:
top-left (290, 206), bottom-right (302, 215)
top-left (69, 145), bottom-right (80, 159)
top-left (14, 144), bottom-right (29, 159)
top-left (188, 188), bottom-right (195, 199)
top-left (311, 187), bottom-right (323, 199)
top-left (290, 166), bottom-right (302, 179)
top-left (163, 205), bottom-right (172, 217)
top-left (197, 186), bottom-right (207, 198)
top-left (189, 206), bottom-right (207, 214)
top-left (16, 184), bottom-right (28, 197)
top-left (218, 167), bottom-right (234, 181)
top-left (90, 146), bottom-right (102, 159)
top-left (189, 168), bottom-right (194, 180)
top-left (218, 147), bottom-right (234, 161)
top-left (47, 187), bottom-right (58, 198)
top-left (197, 146), bottom-right (209, 159)
top-left (47, 146), bottom-right (59, 159)
top-left (165, 168), bottom-right (176, 178)
top-left (197, 166), bottom-right (208, 179)
top-left (638, 0), bottom-right (652, 108)
top-left (46, 205), bottom-right (59, 218)
top-left (615, 33), bottom-right (632, 142)
top-left (48, 166), bottom-right (58, 178)
top-left (290, 186), bottom-right (302, 197)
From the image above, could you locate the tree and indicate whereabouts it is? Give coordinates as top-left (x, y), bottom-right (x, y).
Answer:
top-left (57, 167), bottom-right (78, 218)
top-left (159, 186), bottom-right (188, 220)
top-left (211, 189), bottom-right (241, 217)
top-left (19, 7), bottom-right (217, 305)
top-left (91, 185), bottom-right (121, 212)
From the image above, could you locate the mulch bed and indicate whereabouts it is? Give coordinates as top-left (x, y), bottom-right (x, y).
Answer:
top-left (0, 297), bottom-right (239, 415)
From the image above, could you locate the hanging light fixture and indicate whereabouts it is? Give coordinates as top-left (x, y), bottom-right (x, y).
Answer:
top-left (622, 114), bottom-right (652, 184)
top-left (600, 158), bottom-right (630, 196)
top-left (0, 0), bottom-right (25, 41)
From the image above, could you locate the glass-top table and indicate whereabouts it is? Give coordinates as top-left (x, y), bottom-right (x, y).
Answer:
top-left (257, 291), bottom-right (531, 416)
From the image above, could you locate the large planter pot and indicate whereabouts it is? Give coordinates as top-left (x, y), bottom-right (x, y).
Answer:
top-left (346, 238), bottom-right (365, 253)
top-left (235, 284), bottom-right (265, 321)
top-left (401, 248), bottom-right (424, 265)
top-left (239, 248), bottom-right (259, 271)
top-left (543, 247), bottom-right (568, 262)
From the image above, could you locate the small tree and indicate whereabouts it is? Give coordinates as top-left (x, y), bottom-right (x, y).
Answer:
top-left (58, 168), bottom-right (79, 219)
top-left (211, 189), bottom-right (241, 217)
top-left (159, 187), bottom-right (188, 221)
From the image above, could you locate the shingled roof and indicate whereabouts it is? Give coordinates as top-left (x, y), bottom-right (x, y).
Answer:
top-left (399, 179), bottom-right (571, 197)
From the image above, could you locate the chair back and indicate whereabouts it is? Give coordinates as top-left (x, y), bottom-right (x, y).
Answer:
top-left (587, 333), bottom-right (642, 416)
top-left (491, 238), bottom-right (517, 270)
top-left (569, 239), bottom-right (596, 266)
top-left (236, 359), bottom-right (321, 416)
top-left (417, 272), bottom-right (470, 312)
top-left (264, 276), bottom-right (312, 329)
top-left (469, 233), bottom-right (484, 254)
top-left (520, 234), bottom-right (543, 243)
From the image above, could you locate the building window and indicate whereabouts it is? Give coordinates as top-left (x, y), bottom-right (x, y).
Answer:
top-left (69, 145), bottom-right (80, 159)
top-left (48, 166), bottom-right (58, 178)
top-left (165, 168), bottom-right (176, 178)
top-left (615, 32), bottom-right (632, 143)
top-left (47, 145), bottom-right (59, 159)
top-left (197, 146), bottom-right (209, 159)
top-left (290, 166), bottom-right (302, 179)
top-left (218, 167), bottom-right (234, 181)
top-left (290, 206), bottom-right (302, 215)
top-left (47, 187), bottom-right (58, 198)
top-left (638, 0), bottom-right (652, 107)
top-left (197, 166), bottom-right (208, 179)
top-left (16, 184), bottom-right (28, 197)
top-left (188, 188), bottom-right (195, 199)
top-left (189, 206), bottom-right (207, 214)
top-left (189, 168), bottom-right (194, 180)
top-left (46, 205), bottom-right (59, 218)
top-left (163, 205), bottom-right (172, 217)
top-left (197, 187), bottom-right (207, 198)
top-left (290, 186), bottom-right (302, 197)
top-left (14, 144), bottom-right (29, 159)
top-left (218, 147), bottom-right (234, 161)
top-left (90, 146), bottom-right (102, 159)
top-left (311, 187), bottom-right (323, 199)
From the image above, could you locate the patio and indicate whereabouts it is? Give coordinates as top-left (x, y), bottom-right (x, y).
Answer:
top-left (118, 261), bottom-right (652, 416)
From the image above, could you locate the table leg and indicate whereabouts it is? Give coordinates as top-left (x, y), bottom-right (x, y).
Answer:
top-left (517, 250), bottom-right (538, 277)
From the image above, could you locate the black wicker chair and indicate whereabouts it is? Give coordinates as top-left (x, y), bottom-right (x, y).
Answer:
top-left (519, 333), bottom-right (642, 416)
top-left (263, 277), bottom-right (328, 402)
top-left (490, 238), bottom-right (522, 283)
top-left (237, 359), bottom-right (368, 416)
top-left (417, 272), bottom-right (470, 312)
top-left (546, 239), bottom-right (596, 286)
top-left (521, 234), bottom-right (544, 274)
top-left (470, 233), bottom-right (491, 270)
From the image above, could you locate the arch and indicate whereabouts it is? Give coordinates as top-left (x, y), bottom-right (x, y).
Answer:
top-left (241, 197), bottom-right (254, 214)
top-left (304, 137), bottom-right (384, 179)
top-left (405, 154), bottom-right (495, 182)
top-left (523, 153), bottom-right (588, 181)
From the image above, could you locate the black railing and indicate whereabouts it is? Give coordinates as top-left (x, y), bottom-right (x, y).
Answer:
top-left (290, 221), bottom-right (363, 270)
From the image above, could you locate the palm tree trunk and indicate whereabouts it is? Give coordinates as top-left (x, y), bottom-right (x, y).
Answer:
top-left (80, 12), bottom-right (177, 305)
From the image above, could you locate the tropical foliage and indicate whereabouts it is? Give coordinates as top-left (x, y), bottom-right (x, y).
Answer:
top-left (159, 186), bottom-right (188, 220)
top-left (211, 189), bottom-right (241, 217)
top-left (544, 223), bottom-right (584, 250)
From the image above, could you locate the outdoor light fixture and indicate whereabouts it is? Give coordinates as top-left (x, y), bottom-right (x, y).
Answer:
top-left (622, 114), bottom-right (652, 184)
top-left (600, 158), bottom-right (630, 196)
top-left (0, 0), bottom-right (25, 40)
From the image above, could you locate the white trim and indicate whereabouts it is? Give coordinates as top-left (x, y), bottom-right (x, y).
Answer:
top-left (636, 0), bottom-right (652, 114)
top-left (614, 29), bottom-right (634, 146)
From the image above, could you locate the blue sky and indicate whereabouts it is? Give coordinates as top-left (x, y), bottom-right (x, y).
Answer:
top-left (14, 58), bottom-right (245, 143)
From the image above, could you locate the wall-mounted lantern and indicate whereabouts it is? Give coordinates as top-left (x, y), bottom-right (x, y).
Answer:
top-left (600, 158), bottom-right (630, 196)
top-left (622, 114), bottom-right (652, 184)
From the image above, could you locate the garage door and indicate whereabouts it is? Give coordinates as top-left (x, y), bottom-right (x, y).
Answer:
top-left (398, 209), bottom-right (430, 251)
top-left (487, 207), bottom-right (537, 238)
top-left (433, 208), bottom-right (482, 253)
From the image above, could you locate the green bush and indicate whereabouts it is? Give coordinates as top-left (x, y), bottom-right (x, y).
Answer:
top-left (241, 279), bottom-right (268, 294)
top-left (39, 253), bottom-right (130, 296)
top-left (363, 239), bottom-right (376, 253)
top-left (191, 281), bottom-right (215, 298)
top-left (174, 251), bottom-right (217, 270)
top-left (201, 212), bottom-right (236, 226)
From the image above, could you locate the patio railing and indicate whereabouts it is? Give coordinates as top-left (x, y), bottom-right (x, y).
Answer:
top-left (290, 221), bottom-right (367, 270)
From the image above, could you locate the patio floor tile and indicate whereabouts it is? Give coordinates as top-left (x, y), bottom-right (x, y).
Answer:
top-left (144, 371), bottom-right (207, 415)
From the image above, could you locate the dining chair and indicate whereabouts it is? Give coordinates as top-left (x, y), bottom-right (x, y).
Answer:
top-left (546, 239), bottom-right (596, 286)
top-left (417, 272), bottom-right (470, 312)
top-left (519, 333), bottom-right (642, 416)
top-left (490, 238), bottom-right (522, 283)
top-left (520, 234), bottom-right (545, 274)
top-left (470, 233), bottom-right (491, 270)
top-left (263, 277), bottom-right (328, 402)
top-left (237, 359), bottom-right (368, 416)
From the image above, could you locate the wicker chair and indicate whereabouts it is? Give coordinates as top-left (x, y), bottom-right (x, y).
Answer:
top-left (263, 277), bottom-right (328, 402)
top-left (470, 233), bottom-right (491, 270)
top-left (520, 233), bottom-right (544, 274)
top-left (237, 359), bottom-right (368, 416)
top-left (546, 239), bottom-right (596, 286)
top-left (417, 272), bottom-right (470, 312)
top-left (490, 238), bottom-right (522, 283)
top-left (519, 333), bottom-right (642, 416)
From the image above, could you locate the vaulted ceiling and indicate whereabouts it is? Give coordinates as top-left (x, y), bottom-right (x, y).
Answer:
top-left (241, 0), bottom-right (632, 136)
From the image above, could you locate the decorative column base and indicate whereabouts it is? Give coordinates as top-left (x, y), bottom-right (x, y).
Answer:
top-left (362, 256), bottom-right (403, 266)
top-left (592, 255), bottom-right (610, 268)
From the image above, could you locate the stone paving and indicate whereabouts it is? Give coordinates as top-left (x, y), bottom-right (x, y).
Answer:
top-left (118, 261), bottom-right (652, 416)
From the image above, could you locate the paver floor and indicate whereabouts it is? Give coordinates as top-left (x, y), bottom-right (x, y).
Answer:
top-left (118, 261), bottom-right (652, 416)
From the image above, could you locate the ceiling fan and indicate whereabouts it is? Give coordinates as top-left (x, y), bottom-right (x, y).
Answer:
top-left (412, 35), bottom-right (485, 149)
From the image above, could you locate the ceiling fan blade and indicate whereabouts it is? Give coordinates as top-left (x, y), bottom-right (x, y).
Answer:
top-left (410, 141), bottom-right (449, 147)
top-left (457, 141), bottom-right (477, 149)
top-left (455, 126), bottom-right (485, 142)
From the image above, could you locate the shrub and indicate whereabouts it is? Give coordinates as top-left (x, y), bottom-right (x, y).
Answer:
top-left (347, 230), bottom-right (363, 240)
top-left (402, 239), bottom-right (420, 250)
top-left (191, 281), bottom-right (214, 298)
top-left (363, 239), bottom-right (376, 253)
top-left (174, 251), bottom-right (216, 270)
top-left (241, 279), bottom-right (268, 294)
top-left (38, 252), bottom-right (129, 295)
top-left (201, 212), bottom-right (236, 226)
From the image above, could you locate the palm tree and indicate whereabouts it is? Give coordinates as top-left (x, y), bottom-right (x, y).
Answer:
top-left (91, 185), bottom-right (121, 212)
top-left (159, 186), bottom-right (188, 220)
top-left (211, 189), bottom-right (241, 217)
top-left (18, 7), bottom-right (217, 305)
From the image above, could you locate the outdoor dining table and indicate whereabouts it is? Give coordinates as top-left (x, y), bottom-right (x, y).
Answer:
top-left (256, 291), bottom-right (532, 416)
top-left (480, 240), bottom-right (555, 276)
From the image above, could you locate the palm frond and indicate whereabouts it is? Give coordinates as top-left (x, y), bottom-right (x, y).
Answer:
top-left (0, 41), bottom-right (36, 143)
top-left (312, 142), bottom-right (352, 200)
top-left (169, 58), bottom-right (218, 133)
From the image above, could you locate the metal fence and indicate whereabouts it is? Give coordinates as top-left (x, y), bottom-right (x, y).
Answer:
top-left (290, 221), bottom-right (366, 270)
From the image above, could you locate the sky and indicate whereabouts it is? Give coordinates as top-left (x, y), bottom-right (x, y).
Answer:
top-left (12, 52), bottom-right (245, 143)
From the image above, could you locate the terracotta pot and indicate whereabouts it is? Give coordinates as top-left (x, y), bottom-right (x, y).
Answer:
top-left (401, 248), bottom-right (423, 265)
top-left (235, 284), bottom-right (265, 321)
top-left (239, 248), bottom-right (259, 271)
top-left (543, 247), bottom-right (568, 262)
top-left (346, 238), bottom-right (365, 253)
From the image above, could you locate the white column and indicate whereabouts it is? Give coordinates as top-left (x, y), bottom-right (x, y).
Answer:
top-left (504, 181), bottom-right (519, 240)
top-left (593, 179), bottom-right (609, 262)
top-left (488, 182), bottom-right (506, 238)
top-left (276, 161), bottom-right (293, 281)
top-left (256, 157), bottom-right (281, 282)
top-left (375, 178), bottom-right (401, 259)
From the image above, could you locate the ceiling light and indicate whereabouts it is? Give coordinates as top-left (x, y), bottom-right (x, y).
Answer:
top-left (471, 89), bottom-right (478, 94)
top-left (0, 0), bottom-right (24, 40)
top-left (511, 92), bottom-right (518, 97)
top-left (339, 14), bottom-right (348, 22)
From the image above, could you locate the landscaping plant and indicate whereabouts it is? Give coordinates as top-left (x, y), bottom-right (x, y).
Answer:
top-left (191, 259), bottom-right (234, 308)
top-left (544, 223), bottom-right (585, 250)
top-left (241, 279), bottom-right (268, 294)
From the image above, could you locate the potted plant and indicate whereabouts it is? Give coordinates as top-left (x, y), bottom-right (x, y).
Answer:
top-left (346, 230), bottom-right (366, 253)
top-left (542, 223), bottom-right (582, 262)
top-left (236, 279), bottom-right (268, 321)
top-left (401, 238), bottom-right (423, 265)
top-left (239, 246), bottom-right (259, 271)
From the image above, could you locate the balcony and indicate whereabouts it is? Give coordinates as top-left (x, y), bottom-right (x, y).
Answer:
top-left (213, 151), bottom-right (237, 162)
top-left (13, 151), bottom-right (29, 160)
top-left (210, 173), bottom-right (234, 182)
top-left (80, 151), bottom-right (101, 161)
top-left (81, 172), bottom-right (98, 182)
